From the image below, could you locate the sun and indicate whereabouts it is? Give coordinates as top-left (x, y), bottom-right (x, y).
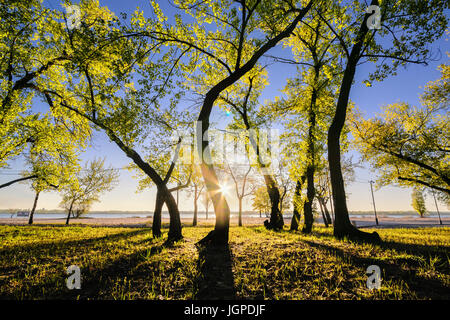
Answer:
top-left (219, 183), bottom-right (231, 196)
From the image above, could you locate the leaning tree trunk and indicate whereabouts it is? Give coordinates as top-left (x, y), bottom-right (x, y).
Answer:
top-left (197, 101), bottom-right (231, 246)
top-left (65, 199), bottom-right (75, 225)
top-left (328, 5), bottom-right (380, 242)
top-left (28, 191), bottom-right (40, 225)
top-left (152, 188), bottom-right (164, 238)
top-left (103, 127), bottom-right (183, 242)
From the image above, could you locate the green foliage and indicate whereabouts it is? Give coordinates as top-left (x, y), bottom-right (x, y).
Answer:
top-left (411, 188), bottom-right (427, 218)
top-left (60, 158), bottom-right (119, 217)
top-left (251, 186), bottom-right (271, 215)
top-left (351, 64), bottom-right (449, 201)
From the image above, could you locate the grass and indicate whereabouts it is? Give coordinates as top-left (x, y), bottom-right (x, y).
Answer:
top-left (0, 223), bottom-right (448, 300)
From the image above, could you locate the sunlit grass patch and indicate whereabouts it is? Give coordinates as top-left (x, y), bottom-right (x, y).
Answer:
top-left (0, 224), bottom-right (448, 300)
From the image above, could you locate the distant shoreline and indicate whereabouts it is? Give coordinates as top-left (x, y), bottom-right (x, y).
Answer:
top-left (0, 215), bottom-right (448, 229)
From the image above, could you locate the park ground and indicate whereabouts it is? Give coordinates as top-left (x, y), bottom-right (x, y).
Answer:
top-left (0, 221), bottom-right (449, 300)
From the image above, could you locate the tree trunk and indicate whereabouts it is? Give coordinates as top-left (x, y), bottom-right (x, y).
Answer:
top-left (302, 166), bottom-right (315, 233)
top-left (193, 185), bottom-right (198, 226)
top-left (319, 197), bottom-right (332, 225)
top-left (327, 3), bottom-right (380, 242)
top-left (197, 115), bottom-right (231, 246)
top-left (238, 197), bottom-right (243, 227)
top-left (290, 180), bottom-right (302, 231)
top-left (318, 197), bottom-right (329, 228)
top-left (263, 174), bottom-right (284, 230)
top-left (28, 191), bottom-right (40, 225)
top-left (65, 199), bottom-right (75, 225)
top-left (152, 188), bottom-right (164, 238)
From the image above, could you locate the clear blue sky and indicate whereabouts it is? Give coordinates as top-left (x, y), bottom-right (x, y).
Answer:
top-left (0, 1), bottom-right (448, 212)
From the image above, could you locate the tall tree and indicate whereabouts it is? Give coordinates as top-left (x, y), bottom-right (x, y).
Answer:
top-left (137, 0), bottom-right (315, 244)
top-left (320, 0), bottom-right (448, 241)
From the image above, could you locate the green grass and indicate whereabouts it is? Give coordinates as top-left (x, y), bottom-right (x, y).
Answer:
top-left (0, 224), bottom-right (448, 300)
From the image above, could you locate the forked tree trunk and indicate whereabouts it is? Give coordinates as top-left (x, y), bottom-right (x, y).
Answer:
top-left (101, 126), bottom-right (183, 242)
top-left (152, 188), bottom-right (164, 238)
top-left (28, 191), bottom-right (40, 225)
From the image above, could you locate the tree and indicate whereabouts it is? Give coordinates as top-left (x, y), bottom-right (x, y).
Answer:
top-left (16, 0), bottom-right (192, 242)
top-left (0, 0), bottom-right (89, 178)
top-left (127, 111), bottom-right (194, 238)
top-left (186, 164), bottom-right (204, 227)
top-left (60, 158), bottom-right (119, 225)
top-left (319, 0), bottom-right (447, 241)
top-left (351, 63), bottom-right (449, 201)
top-left (411, 188), bottom-right (427, 218)
top-left (138, 0), bottom-right (315, 245)
top-left (276, 5), bottom-right (343, 233)
top-left (251, 186), bottom-right (271, 218)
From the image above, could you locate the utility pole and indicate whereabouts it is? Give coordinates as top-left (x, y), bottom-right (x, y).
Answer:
top-left (432, 192), bottom-right (443, 225)
top-left (369, 180), bottom-right (379, 226)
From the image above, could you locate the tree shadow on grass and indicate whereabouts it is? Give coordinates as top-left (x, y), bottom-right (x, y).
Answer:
top-left (1, 238), bottom-right (169, 299)
top-left (0, 228), bottom-right (150, 257)
top-left (302, 239), bottom-right (450, 299)
top-left (193, 243), bottom-right (236, 300)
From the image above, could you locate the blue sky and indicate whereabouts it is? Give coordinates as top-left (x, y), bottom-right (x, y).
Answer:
top-left (0, 1), bottom-right (448, 213)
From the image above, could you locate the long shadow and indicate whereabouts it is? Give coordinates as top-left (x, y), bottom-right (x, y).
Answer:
top-left (0, 228), bottom-right (150, 256)
top-left (1, 239), bottom-right (167, 299)
top-left (303, 239), bottom-right (450, 299)
top-left (194, 243), bottom-right (236, 300)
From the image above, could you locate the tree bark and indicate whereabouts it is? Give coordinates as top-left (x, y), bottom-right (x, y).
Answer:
top-left (302, 165), bottom-right (315, 233)
top-left (28, 191), bottom-right (40, 225)
top-left (152, 188), bottom-right (164, 238)
top-left (65, 199), bottom-right (75, 225)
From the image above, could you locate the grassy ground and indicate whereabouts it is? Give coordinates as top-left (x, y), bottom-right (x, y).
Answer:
top-left (0, 223), bottom-right (448, 300)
